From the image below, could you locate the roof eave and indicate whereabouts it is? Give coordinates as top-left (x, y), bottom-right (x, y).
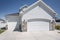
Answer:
top-left (41, 1), bottom-right (56, 15)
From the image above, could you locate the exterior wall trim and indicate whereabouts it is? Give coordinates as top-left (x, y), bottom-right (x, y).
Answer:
top-left (27, 18), bottom-right (51, 22)
top-left (27, 18), bottom-right (52, 31)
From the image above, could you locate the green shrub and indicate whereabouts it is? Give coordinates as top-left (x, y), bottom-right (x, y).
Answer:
top-left (55, 25), bottom-right (60, 30)
top-left (0, 30), bottom-right (5, 34)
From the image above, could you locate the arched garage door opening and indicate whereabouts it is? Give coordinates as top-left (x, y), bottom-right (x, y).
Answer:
top-left (27, 19), bottom-right (51, 32)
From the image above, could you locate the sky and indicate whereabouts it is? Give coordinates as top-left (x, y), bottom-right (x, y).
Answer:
top-left (0, 0), bottom-right (60, 19)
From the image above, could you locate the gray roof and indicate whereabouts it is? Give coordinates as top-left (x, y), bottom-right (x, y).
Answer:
top-left (0, 19), bottom-right (6, 22)
top-left (6, 13), bottom-right (19, 16)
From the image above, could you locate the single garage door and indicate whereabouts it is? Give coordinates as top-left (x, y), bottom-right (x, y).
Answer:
top-left (27, 19), bottom-right (50, 32)
top-left (7, 22), bottom-right (17, 31)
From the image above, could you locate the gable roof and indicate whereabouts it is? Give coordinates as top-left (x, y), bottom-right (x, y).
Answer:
top-left (19, 0), bottom-right (56, 16)
top-left (6, 13), bottom-right (19, 16)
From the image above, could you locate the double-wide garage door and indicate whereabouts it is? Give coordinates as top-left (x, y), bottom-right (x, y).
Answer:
top-left (27, 20), bottom-right (50, 32)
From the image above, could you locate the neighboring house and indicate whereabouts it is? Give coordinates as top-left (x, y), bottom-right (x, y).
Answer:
top-left (5, 13), bottom-right (20, 31)
top-left (0, 19), bottom-right (6, 29)
top-left (5, 0), bottom-right (56, 32)
top-left (56, 19), bottom-right (60, 25)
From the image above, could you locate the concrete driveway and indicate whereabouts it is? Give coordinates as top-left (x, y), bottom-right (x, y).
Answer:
top-left (0, 31), bottom-right (60, 40)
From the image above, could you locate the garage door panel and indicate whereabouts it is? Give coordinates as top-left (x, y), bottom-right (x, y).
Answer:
top-left (27, 21), bottom-right (49, 32)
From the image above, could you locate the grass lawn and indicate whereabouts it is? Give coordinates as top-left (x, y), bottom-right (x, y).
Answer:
top-left (0, 29), bottom-right (5, 34)
top-left (55, 25), bottom-right (60, 30)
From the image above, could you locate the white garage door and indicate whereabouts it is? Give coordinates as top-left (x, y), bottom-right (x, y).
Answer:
top-left (27, 21), bottom-right (50, 32)
top-left (7, 22), bottom-right (17, 31)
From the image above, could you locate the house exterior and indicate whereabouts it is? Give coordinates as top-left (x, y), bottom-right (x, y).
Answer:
top-left (0, 19), bottom-right (6, 29)
top-left (19, 0), bottom-right (56, 32)
top-left (5, 13), bottom-right (20, 31)
top-left (6, 0), bottom-right (56, 32)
